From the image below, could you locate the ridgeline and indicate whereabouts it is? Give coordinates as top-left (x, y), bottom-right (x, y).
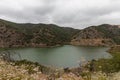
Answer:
top-left (0, 19), bottom-right (120, 48)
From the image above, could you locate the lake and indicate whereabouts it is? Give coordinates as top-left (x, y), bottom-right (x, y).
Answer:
top-left (8, 45), bottom-right (111, 68)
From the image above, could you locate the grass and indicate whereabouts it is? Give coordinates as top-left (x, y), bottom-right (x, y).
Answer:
top-left (88, 52), bottom-right (120, 73)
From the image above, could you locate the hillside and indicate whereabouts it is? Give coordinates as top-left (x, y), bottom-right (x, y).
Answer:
top-left (71, 24), bottom-right (120, 46)
top-left (0, 19), bottom-right (79, 48)
top-left (0, 19), bottom-right (120, 47)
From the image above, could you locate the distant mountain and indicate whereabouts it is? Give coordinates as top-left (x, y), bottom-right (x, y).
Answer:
top-left (71, 24), bottom-right (120, 46)
top-left (0, 19), bottom-right (119, 48)
top-left (0, 19), bottom-right (79, 47)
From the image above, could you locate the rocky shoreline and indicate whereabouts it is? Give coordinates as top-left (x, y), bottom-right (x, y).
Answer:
top-left (71, 39), bottom-right (115, 47)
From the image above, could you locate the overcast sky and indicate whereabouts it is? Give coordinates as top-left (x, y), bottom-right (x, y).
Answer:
top-left (0, 0), bottom-right (120, 29)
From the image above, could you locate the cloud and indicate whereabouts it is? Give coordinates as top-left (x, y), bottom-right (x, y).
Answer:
top-left (0, 0), bottom-right (120, 29)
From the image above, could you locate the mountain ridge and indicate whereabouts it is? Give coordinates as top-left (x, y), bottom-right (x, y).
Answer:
top-left (0, 19), bottom-right (119, 47)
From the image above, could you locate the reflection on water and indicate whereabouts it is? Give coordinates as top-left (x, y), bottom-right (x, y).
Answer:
top-left (9, 45), bottom-right (111, 68)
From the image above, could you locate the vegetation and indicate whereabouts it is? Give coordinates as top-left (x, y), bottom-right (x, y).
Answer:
top-left (71, 24), bottom-right (120, 46)
top-left (94, 24), bottom-right (120, 44)
top-left (86, 46), bottom-right (120, 73)
top-left (0, 19), bottom-right (79, 47)
top-left (1, 19), bottom-right (120, 48)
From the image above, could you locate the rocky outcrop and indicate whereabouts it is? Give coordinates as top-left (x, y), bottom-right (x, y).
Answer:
top-left (71, 39), bottom-right (115, 46)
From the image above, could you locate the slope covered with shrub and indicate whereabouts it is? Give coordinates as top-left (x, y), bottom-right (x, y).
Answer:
top-left (0, 19), bottom-right (79, 47)
top-left (71, 24), bottom-right (120, 46)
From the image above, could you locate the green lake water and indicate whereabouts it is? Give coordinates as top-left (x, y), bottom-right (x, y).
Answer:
top-left (8, 45), bottom-right (111, 68)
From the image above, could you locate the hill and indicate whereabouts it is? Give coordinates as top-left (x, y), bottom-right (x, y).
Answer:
top-left (0, 19), bottom-right (120, 47)
top-left (71, 24), bottom-right (120, 46)
top-left (0, 19), bottom-right (79, 47)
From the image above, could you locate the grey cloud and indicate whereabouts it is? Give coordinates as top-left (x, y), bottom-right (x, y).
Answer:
top-left (0, 0), bottom-right (120, 29)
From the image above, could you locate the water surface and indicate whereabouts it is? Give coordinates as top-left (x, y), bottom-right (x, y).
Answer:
top-left (9, 45), bottom-right (111, 68)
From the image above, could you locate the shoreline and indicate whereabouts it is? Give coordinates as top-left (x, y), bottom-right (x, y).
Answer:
top-left (0, 46), bottom-right (120, 79)
top-left (0, 44), bottom-right (116, 48)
